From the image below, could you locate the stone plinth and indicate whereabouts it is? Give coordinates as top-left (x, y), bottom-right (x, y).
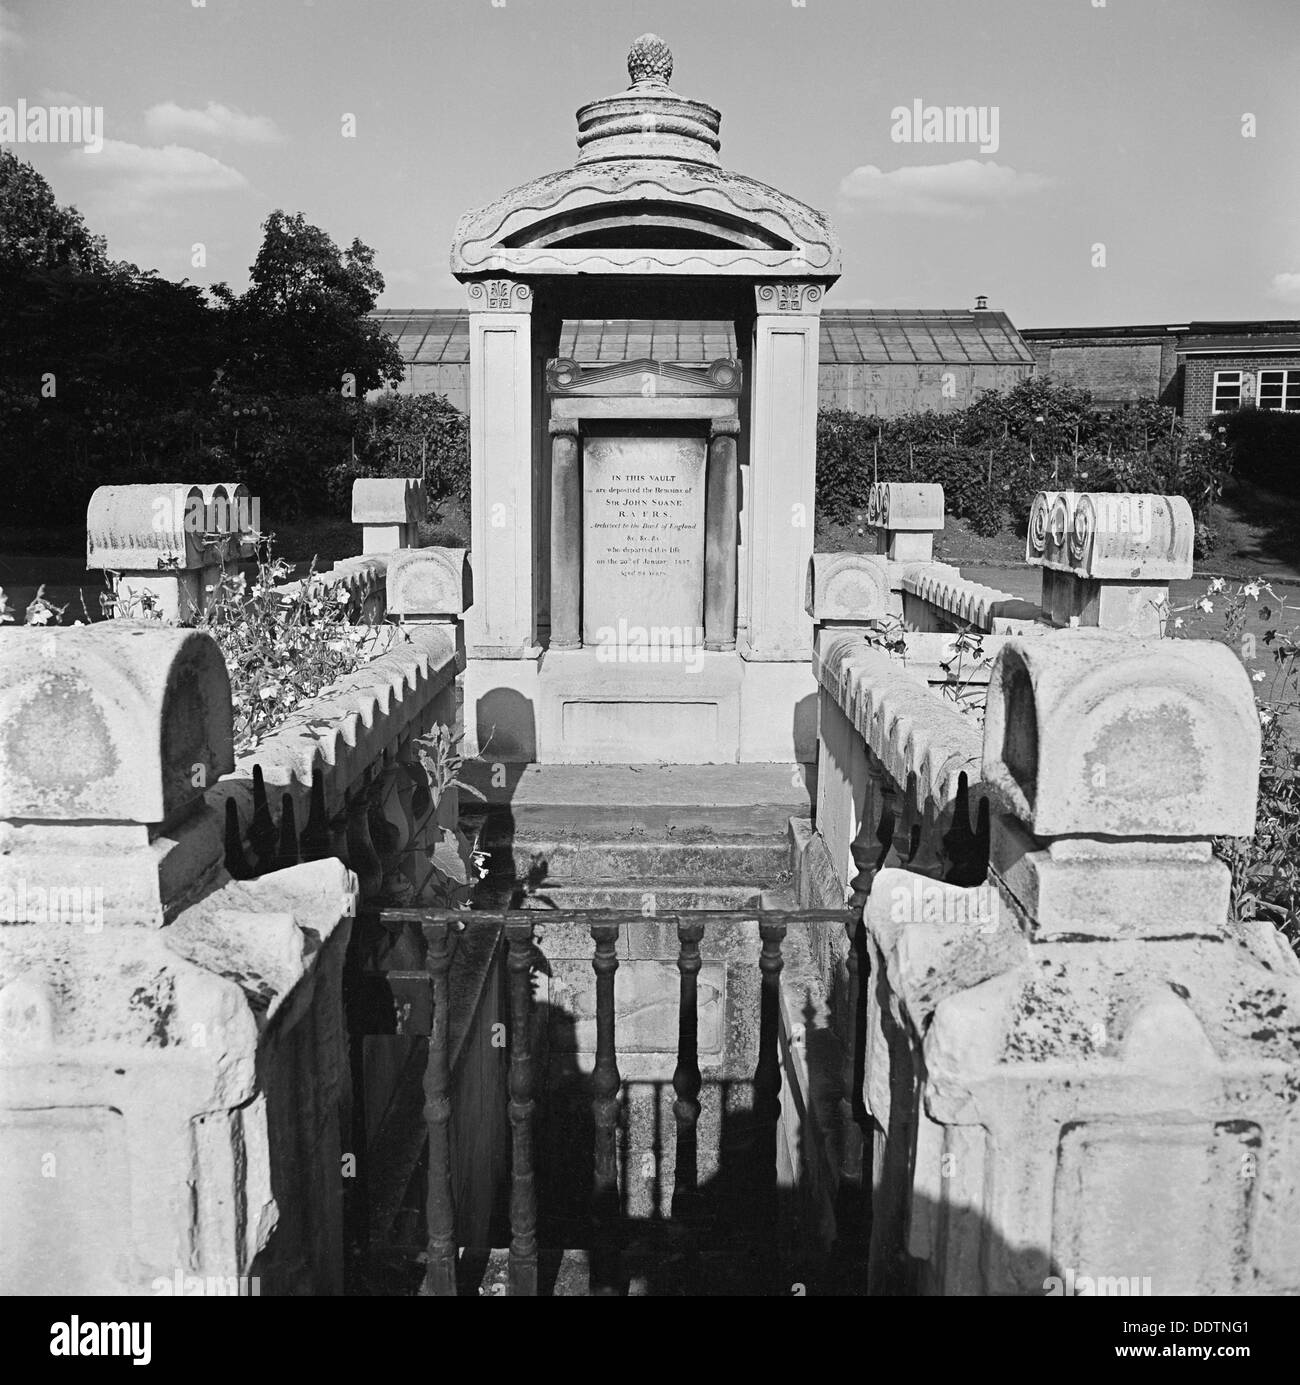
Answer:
top-left (87, 484), bottom-right (231, 623)
top-left (805, 552), bottom-right (892, 654)
top-left (352, 477), bottom-right (425, 555)
top-left (387, 548), bottom-right (472, 623)
top-left (1026, 490), bottom-right (1194, 636)
top-left (867, 481), bottom-right (944, 564)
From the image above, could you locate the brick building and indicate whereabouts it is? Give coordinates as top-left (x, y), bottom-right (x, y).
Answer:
top-left (1022, 320), bottom-right (1300, 429)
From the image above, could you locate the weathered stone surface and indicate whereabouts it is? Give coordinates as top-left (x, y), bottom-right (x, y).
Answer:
top-left (0, 624), bottom-right (232, 824)
top-left (862, 866), bottom-right (1300, 1296)
top-left (87, 484), bottom-right (208, 572)
top-left (982, 628), bottom-right (1259, 838)
top-left (902, 563), bottom-right (1046, 634)
top-left (0, 857), bottom-right (356, 1295)
top-left (866, 481), bottom-right (944, 532)
top-left (804, 552), bottom-right (891, 622)
top-left (1026, 489), bottom-right (1193, 580)
top-left (387, 547), bottom-right (472, 619)
top-left (351, 477), bottom-right (424, 526)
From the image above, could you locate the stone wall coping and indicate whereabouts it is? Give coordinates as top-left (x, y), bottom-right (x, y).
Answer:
top-left (817, 632), bottom-right (984, 815)
top-left (982, 627), bottom-right (1259, 838)
top-left (87, 483), bottom-right (211, 572)
top-left (351, 477), bottom-right (425, 526)
top-left (1026, 489), bottom-right (1194, 581)
top-left (0, 622), bottom-right (234, 824)
top-left (867, 481), bottom-right (944, 532)
top-left (275, 555), bottom-right (388, 608)
top-left (207, 623), bottom-right (463, 830)
top-left (902, 563), bottom-right (1048, 633)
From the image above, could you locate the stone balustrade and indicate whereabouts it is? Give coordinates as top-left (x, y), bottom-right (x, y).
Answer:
top-left (795, 573), bottom-right (1300, 1294)
top-left (1, 483), bottom-right (482, 1295)
top-left (0, 623), bottom-right (358, 1294)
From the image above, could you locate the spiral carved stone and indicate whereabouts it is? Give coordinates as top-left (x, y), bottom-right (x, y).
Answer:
top-left (628, 33), bottom-right (673, 86)
top-left (1048, 492), bottom-right (1072, 554)
top-left (1026, 491), bottom-right (1053, 557)
top-left (1069, 494), bottom-right (1095, 565)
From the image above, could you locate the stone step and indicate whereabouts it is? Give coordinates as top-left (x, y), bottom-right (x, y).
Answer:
top-left (460, 762), bottom-right (813, 839)
top-left (466, 1243), bottom-right (784, 1297)
top-left (479, 836), bottom-right (791, 884)
top-left (473, 880), bottom-right (797, 912)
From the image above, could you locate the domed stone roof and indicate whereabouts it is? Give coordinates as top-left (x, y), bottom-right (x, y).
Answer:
top-left (451, 35), bottom-right (840, 281)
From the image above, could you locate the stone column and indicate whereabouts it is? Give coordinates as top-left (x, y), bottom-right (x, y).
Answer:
top-left (704, 418), bottom-right (739, 651)
top-left (466, 278), bottom-right (535, 657)
top-left (746, 282), bottom-right (824, 660)
top-left (548, 418), bottom-right (582, 649)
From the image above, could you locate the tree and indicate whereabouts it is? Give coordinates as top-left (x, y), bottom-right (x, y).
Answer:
top-left (213, 210), bottom-right (405, 396)
top-left (0, 148), bottom-right (115, 275)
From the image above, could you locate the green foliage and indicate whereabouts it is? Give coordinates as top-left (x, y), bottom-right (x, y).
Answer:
top-left (0, 147), bottom-right (115, 274)
top-left (0, 165), bottom-right (454, 524)
top-left (1168, 577), bottom-right (1300, 956)
top-left (816, 378), bottom-right (1228, 540)
top-left (1216, 406), bottom-right (1300, 492)
top-left (211, 210), bottom-right (404, 397)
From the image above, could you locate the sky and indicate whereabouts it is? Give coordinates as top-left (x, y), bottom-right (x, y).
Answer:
top-left (2, 0), bottom-right (1298, 327)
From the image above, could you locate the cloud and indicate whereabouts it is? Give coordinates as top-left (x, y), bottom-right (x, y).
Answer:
top-left (144, 101), bottom-right (284, 145)
top-left (0, 4), bottom-right (23, 50)
top-left (76, 140), bottom-right (248, 206)
top-left (838, 160), bottom-right (1053, 218)
top-left (1268, 272), bottom-right (1300, 307)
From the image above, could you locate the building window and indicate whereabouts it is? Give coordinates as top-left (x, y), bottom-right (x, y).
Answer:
top-left (1258, 368), bottom-right (1300, 411)
top-left (1212, 370), bottom-right (1242, 413)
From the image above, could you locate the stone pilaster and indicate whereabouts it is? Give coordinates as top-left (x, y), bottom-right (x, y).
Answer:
top-left (746, 281), bottom-right (824, 661)
top-left (466, 278), bottom-right (535, 657)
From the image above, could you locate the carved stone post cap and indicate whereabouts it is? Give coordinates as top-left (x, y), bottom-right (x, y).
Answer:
top-left (982, 628), bottom-right (1259, 838)
top-left (1026, 490), bottom-right (1194, 580)
top-left (866, 482), bottom-right (945, 532)
top-left (805, 552), bottom-right (891, 621)
top-left (387, 547), bottom-right (473, 618)
top-left (0, 623), bottom-right (234, 823)
top-left (87, 484), bottom-right (214, 572)
top-left (352, 477), bottom-right (425, 527)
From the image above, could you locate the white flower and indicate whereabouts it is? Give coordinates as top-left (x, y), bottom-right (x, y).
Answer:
top-left (1208, 578), bottom-right (1226, 594)
top-left (1252, 670), bottom-right (1266, 682)
top-left (28, 608), bottom-right (52, 626)
top-left (258, 684), bottom-right (281, 701)
top-left (1243, 582), bottom-right (1261, 599)
top-left (1196, 597), bottom-right (1213, 615)
top-left (1173, 617), bottom-right (1184, 629)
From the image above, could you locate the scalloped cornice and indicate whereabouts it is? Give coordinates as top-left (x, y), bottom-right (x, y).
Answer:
top-left (451, 159), bottom-right (841, 279)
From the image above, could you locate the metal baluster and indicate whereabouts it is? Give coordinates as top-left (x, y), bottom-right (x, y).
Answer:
top-left (590, 920), bottom-right (624, 1295)
top-left (836, 833), bottom-right (875, 1280)
top-left (223, 798), bottom-right (255, 879)
top-left (275, 792), bottom-right (300, 871)
top-left (249, 763), bottom-right (277, 872)
top-left (753, 917), bottom-right (786, 1278)
top-left (422, 920), bottom-right (457, 1296)
top-left (671, 920), bottom-right (704, 1224)
top-left (299, 765), bottom-right (331, 861)
top-left (505, 921), bottom-right (538, 1296)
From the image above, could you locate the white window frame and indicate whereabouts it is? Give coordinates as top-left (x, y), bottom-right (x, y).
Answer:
top-left (1212, 370), bottom-right (1243, 413)
top-left (1257, 368), bottom-right (1300, 412)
